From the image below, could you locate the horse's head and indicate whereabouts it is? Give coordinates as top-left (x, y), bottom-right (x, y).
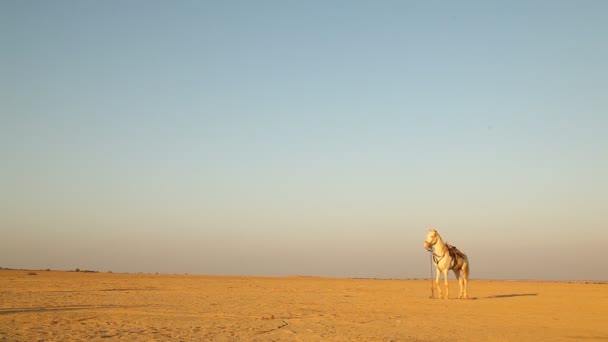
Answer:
top-left (423, 228), bottom-right (438, 250)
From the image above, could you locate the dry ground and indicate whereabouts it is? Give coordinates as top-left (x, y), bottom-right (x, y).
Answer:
top-left (1, 269), bottom-right (606, 341)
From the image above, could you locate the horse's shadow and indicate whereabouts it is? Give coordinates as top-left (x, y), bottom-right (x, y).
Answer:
top-left (472, 293), bottom-right (538, 300)
top-left (0, 304), bottom-right (146, 315)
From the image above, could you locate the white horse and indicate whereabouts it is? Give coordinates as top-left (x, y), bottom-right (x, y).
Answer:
top-left (423, 228), bottom-right (469, 299)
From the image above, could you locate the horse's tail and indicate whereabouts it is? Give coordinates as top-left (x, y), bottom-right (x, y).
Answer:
top-left (463, 256), bottom-right (470, 280)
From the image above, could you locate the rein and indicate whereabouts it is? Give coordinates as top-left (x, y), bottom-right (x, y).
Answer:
top-left (431, 248), bottom-right (446, 264)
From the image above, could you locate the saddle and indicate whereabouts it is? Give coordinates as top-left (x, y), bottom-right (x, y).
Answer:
top-left (446, 243), bottom-right (466, 269)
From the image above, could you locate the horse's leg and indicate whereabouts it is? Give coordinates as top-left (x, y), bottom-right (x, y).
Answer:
top-left (453, 269), bottom-right (463, 299)
top-left (435, 266), bottom-right (442, 299)
top-left (457, 268), bottom-right (464, 299)
top-left (442, 268), bottom-right (449, 299)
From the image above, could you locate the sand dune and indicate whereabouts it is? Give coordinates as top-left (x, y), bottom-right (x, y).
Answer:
top-left (1, 269), bottom-right (606, 341)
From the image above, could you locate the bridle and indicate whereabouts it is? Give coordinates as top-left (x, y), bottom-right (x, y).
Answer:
top-left (425, 235), bottom-right (446, 264)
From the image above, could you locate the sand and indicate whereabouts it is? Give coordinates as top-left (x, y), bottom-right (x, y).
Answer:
top-left (1, 269), bottom-right (606, 341)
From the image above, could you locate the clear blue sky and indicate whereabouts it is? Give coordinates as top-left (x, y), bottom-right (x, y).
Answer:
top-left (1, 1), bottom-right (606, 280)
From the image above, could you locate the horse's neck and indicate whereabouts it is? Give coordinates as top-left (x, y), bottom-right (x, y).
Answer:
top-left (434, 235), bottom-right (447, 254)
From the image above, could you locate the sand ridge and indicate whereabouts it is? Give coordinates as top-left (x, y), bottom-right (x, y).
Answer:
top-left (1, 270), bottom-right (606, 341)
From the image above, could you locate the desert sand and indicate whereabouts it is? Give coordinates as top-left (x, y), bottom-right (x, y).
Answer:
top-left (0, 269), bottom-right (606, 341)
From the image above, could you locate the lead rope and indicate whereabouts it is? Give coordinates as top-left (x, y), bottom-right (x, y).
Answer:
top-left (429, 248), bottom-right (434, 298)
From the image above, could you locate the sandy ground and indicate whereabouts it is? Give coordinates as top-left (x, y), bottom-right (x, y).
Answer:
top-left (0, 270), bottom-right (606, 341)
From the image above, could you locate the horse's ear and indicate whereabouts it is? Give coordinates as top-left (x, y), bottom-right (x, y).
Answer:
top-left (429, 228), bottom-right (437, 234)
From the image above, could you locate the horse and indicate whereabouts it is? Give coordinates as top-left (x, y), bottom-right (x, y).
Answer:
top-left (423, 228), bottom-right (469, 299)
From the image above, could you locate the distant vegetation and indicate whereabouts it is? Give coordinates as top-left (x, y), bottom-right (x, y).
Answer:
top-left (72, 268), bottom-right (100, 273)
top-left (0, 267), bottom-right (109, 274)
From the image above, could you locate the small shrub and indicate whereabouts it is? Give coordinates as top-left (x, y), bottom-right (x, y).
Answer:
top-left (27, 272), bottom-right (37, 276)
top-left (75, 268), bottom-right (80, 272)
